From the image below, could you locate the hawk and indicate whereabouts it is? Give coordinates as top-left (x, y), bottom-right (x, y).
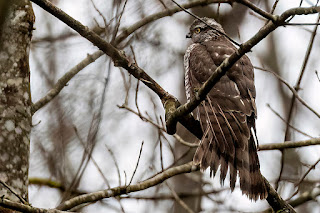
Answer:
top-left (184, 17), bottom-right (267, 200)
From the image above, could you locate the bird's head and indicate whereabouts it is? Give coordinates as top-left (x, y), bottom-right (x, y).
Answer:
top-left (186, 17), bottom-right (225, 43)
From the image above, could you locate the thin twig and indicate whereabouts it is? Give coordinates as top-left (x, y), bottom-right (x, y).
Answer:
top-left (236, 0), bottom-right (277, 21)
top-left (316, 70), bottom-right (320, 82)
top-left (266, 104), bottom-right (313, 138)
top-left (111, 0), bottom-right (128, 44)
top-left (165, 182), bottom-right (195, 213)
top-left (159, 134), bottom-right (164, 171)
top-left (128, 141), bottom-right (144, 186)
top-left (255, 66), bottom-right (320, 119)
top-left (74, 126), bottom-right (111, 188)
top-left (0, 181), bottom-right (28, 205)
top-left (270, 0), bottom-right (280, 15)
top-left (118, 104), bottom-right (198, 147)
top-left (294, 158), bottom-right (320, 187)
top-left (105, 144), bottom-right (122, 186)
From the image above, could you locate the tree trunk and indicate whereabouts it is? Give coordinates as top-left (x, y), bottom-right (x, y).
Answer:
top-left (0, 0), bottom-right (34, 212)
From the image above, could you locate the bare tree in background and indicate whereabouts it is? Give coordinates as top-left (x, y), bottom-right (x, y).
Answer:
top-left (0, 0), bottom-right (320, 212)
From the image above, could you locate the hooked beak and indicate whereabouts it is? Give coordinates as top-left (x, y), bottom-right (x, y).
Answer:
top-left (186, 32), bottom-right (191, 38)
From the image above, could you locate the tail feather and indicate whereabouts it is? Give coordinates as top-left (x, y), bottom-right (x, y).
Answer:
top-left (193, 101), bottom-right (268, 200)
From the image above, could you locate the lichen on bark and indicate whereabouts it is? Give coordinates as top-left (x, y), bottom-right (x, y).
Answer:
top-left (0, 0), bottom-right (34, 207)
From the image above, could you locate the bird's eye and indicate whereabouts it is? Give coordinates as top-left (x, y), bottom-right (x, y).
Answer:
top-left (194, 28), bottom-right (201, 34)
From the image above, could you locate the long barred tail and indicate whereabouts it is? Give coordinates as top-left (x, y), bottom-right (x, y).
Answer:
top-left (193, 102), bottom-right (268, 200)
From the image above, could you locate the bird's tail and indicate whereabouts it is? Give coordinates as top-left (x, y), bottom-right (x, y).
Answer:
top-left (193, 103), bottom-right (268, 200)
top-left (238, 134), bottom-right (268, 200)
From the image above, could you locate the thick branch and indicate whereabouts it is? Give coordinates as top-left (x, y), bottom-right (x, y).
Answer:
top-left (264, 176), bottom-right (296, 212)
top-left (263, 186), bottom-right (320, 212)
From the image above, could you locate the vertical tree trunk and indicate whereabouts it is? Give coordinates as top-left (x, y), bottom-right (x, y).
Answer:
top-left (0, 0), bottom-right (34, 211)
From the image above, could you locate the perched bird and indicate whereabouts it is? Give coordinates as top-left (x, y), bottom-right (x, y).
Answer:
top-left (184, 17), bottom-right (267, 200)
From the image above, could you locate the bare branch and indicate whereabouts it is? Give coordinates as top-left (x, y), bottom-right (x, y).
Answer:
top-left (0, 198), bottom-right (70, 213)
top-left (256, 66), bottom-right (320, 119)
top-left (259, 138), bottom-right (320, 151)
top-left (166, 182), bottom-right (195, 213)
top-left (235, 0), bottom-right (277, 21)
top-left (31, 51), bottom-right (103, 114)
top-left (294, 158), bottom-right (320, 187)
top-left (266, 103), bottom-right (313, 138)
top-left (289, 186), bottom-right (320, 208)
top-left (0, 181), bottom-right (28, 205)
top-left (56, 162), bottom-right (199, 210)
top-left (128, 141), bottom-right (144, 186)
top-left (263, 186), bottom-right (320, 212)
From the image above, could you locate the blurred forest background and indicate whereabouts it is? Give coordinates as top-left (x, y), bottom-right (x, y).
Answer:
top-left (7, 0), bottom-right (320, 212)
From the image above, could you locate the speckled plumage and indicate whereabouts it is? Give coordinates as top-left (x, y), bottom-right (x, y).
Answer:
top-left (184, 18), bottom-right (267, 200)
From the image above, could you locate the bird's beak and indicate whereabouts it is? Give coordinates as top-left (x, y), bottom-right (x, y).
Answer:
top-left (186, 32), bottom-right (191, 38)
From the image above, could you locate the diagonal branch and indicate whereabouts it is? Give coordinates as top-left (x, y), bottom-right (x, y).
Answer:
top-left (255, 67), bottom-right (320, 119)
top-left (31, 0), bottom-right (205, 139)
top-left (56, 162), bottom-right (199, 210)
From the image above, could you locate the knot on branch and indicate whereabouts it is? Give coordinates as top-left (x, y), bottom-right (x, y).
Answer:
top-left (163, 95), bottom-right (180, 135)
top-left (163, 95), bottom-right (203, 139)
top-left (113, 50), bottom-right (127, 67)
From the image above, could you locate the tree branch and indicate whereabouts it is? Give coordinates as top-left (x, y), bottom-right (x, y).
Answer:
top-left (259, 138), bottom-right (320, 151)
top-left (56, 162), bottom-right (199, 211)
top-left (0, 198), bottom-right (70, 213)
top-left (256, 66), bottom-right (320, 119)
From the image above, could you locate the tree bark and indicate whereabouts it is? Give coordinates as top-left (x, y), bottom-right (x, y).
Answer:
top-left (0, 0), bottom-right (34, 212)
